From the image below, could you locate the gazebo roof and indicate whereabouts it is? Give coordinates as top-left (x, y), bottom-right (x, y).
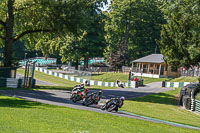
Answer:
top-left (132, 54), bottom-right (165, 63)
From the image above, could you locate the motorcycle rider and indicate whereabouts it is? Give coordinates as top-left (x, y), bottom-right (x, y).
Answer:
top-left (71, 83), bottom-right (89, 102)
top-left (72, 83), bottom-right (88, 96)
top-left (102, 96), bottom-right (125, 111)
top-left (116, 79), bottom-right (124, 88)
top-left (106, 97), bottom-right (125, 106)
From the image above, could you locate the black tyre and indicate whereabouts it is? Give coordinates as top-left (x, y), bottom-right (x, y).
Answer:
top-left (107, 104), bottom-right (116, 112)
top-left (101, 105), bottom-right (106, 110)
top-left (71, 97), bottom-right (77, 103)
top-left (83, 97), bottom-right (93, 106)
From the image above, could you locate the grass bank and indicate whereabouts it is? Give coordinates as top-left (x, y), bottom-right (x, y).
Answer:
top-left (122, 88), bottom-right (200, 128)
top-left (17, 69), bottom-right (114, 90)
top-left (0, 95), bottom-right (198, 133)
top-left (169, 77), bottom-right (199, 82)
top-left (91, 72), bottom-right (169, 84)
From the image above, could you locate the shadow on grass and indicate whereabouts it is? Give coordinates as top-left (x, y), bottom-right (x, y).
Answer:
top-left (0, 97), bottom-right (42, 108)
top-left (91, 73), bottom-right (105, 76)
top-left (130, 92), bottom-right (177, 106)
top-left (35, 85), bottom-right (72, 90)
top-left (35, 85), bottom-right (113, 90)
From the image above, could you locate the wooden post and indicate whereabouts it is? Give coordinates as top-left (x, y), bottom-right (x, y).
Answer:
top-left (159, 64), bottom-right (161, 75)
top-left (141, 63), bottom-right (144, 72)
top-left (147, 64), bottom-right (150, 73)
top-left (138, 63), bottom-right (141, 73)
top-left (153, 64), bottom-right (155, 74)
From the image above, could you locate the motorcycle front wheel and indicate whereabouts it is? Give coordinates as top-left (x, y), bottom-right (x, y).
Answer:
top-left (107, 104), bottom-right (117, 112)
top-left (101, 104), bottom-right (106, 110)
top-left (83, 97), bottom-right (93, 106)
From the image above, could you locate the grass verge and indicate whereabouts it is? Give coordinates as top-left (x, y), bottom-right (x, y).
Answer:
top-left (17, 69), bottom-right (115, 90)
top-left (122, 88), bottom-right (200, 128)
top-left (90, 72), bottom-right (169, 84)
top-left (0, 95), bottom-right (198, 133)
top-left (169, 77), bottom-right (199, 82)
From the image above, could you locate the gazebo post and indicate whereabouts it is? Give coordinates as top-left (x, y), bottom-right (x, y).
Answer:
top-left (147, 64), bottom-right (150, 74)
top-left (141, 63), bottom-right (144, 71)
top-left (138, 63), bottom-right (141, 73)
top-left (159, 64), bottom-right (162, 75)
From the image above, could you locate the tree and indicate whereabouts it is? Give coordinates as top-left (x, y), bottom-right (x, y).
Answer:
top-left (58, 1), bottom-right (107, 69)
top-left (158, 0), bottom-right (200, 67)
top-left (0, 0), bottom-right (97, 67)
top-left (104, 0), bottom-right (165, 68)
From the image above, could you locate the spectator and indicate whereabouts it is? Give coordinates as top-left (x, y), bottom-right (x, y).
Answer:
top-left (197, 66), bottom-right (200, 77)
top-left (182, 67), bottom-right (186, 76)
top-left (134, 76), bottom-right (139, 82)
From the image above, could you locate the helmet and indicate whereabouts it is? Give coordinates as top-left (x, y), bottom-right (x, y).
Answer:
top-left (80, 83), bottom-right (84, 87)
top-left (98, 91), bottom-right (103, 95)
top-left (120, 97), bottom-right (125, 101)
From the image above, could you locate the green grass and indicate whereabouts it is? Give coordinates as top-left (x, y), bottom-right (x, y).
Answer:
top-left (91, 72), bottom-right (169, 84)
top-left (17, 69), bottom-right (115, 90)
top-left (122, 88), bottom-right (200, 128)
top-left (18, 69), bottom-right (169, 88)
top-left (169, 77), bottom-right (199, 82)
top-left (195, 86), bottom-right (200, 100)
top-left (0, 95), bottom-right (198, 133)
top-left (196, 93), bottom-right (200, 100)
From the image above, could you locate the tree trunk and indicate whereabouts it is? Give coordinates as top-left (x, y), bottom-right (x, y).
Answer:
top-left (75, 59), bottom-right (79, 70)
top-left (4, 0), bottom-right (14, 67)
top-left (84, 57), bottom-right (89, 70)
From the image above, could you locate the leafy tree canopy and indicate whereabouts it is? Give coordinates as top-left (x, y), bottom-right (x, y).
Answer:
top-left (158, 0), bottom-right (200, 67)
top-left (104, 0), bottom-right (165, 68)
top-left (0, 0), bottom-right (102, 67)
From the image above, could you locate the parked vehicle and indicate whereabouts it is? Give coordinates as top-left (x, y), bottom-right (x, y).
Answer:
top-left (82, 91), bottom-right (103, 106)
top-left (116, 79), bottom-right (124, 88)
top-left (70, 84), bottom-right (89, 103)
top-left (101, 97), bottom-right (125, 112)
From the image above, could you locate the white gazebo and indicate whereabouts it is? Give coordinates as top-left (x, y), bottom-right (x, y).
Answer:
top-left (132, 54), bottom-right (181, 78)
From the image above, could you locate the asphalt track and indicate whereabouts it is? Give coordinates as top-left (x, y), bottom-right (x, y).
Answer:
top-left (0, 87), bottom-right (200, 130)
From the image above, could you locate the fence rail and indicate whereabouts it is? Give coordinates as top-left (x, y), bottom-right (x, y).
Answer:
top-left (162, 81), bottom-right (199, 88)
top-left (0, 78), bottom-right (24, 88)
top-left (35, 67), bottom-right (138, 88)
top-left (194, 99), bottom-right (200, 114)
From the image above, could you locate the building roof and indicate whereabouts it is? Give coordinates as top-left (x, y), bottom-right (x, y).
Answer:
top-left (132, 54), bottom-right (165, 63)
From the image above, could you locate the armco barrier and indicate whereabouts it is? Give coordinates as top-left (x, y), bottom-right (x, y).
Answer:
top-left (163, 81), bottom-right (198, 88)
top-left (194, 99), bottom-right (200, 114)
top-left (35, 67), bottom-right (137, 88)
top-left (0, 78), bottom-right (24, 88)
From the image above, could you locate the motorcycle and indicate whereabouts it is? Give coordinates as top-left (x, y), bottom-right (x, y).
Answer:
top-left (116, 80), bottom-right (124, 88)
top-left (101, 97), bottom-right (125, 112)
top-left (82, 91), bottom-right (103, 106)
top-left (70, 84), bottom-right (89, 103)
